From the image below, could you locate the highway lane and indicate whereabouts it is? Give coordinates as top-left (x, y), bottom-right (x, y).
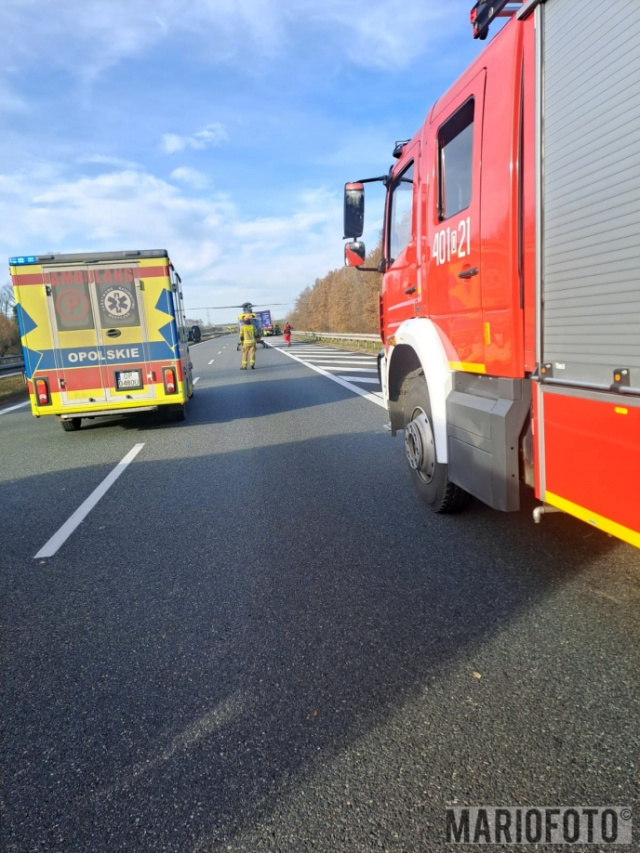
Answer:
top-left (1, 334), bottom-right (639, 852)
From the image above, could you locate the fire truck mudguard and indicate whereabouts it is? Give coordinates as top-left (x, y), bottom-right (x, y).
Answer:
top-left (446, 373), bottom-right (531, 512)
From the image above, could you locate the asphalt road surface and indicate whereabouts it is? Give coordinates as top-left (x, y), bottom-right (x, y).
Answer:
top-left (1, 335), bottom-right (639, 852)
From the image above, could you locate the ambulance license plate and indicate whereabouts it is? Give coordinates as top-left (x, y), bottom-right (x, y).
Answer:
top-left (116, 370), bottom-right (142, 390)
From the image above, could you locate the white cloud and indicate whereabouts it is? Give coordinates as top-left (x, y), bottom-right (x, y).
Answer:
top-left (162, 124), bottom-right (229, 154)
top-left (0, 0), bottom-right (470, 81)
top-left (0, 164), bottom-right (343, 322)
top-left (170, 167), bottom-right (211, 189)
top-left (77, 154), bottom-right (141, 170)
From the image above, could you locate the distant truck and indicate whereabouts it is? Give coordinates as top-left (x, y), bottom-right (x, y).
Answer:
top-left (9, 249), bottom-right (194, 431)
top-left (236, 309), bottom-right (267, 348)
top-left (256, 310), bottom-right (274, 335)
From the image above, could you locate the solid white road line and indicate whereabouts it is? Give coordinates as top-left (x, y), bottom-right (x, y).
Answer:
top-left (306, 359), bottom-right (376, 364)
top-left (34, 443), bottom-right (145, 559)
top-left (275, 348), bottom-right (386, 409)
top-left (0, 400), bottom-right (30, 415)
top-left (338, 376), bottom-right (381, 384)
top-left (319, 366), bottom-right (378, 373)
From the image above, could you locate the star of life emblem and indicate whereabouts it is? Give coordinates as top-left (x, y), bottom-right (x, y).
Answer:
top-left (100, 285), bottom-right (135, 321)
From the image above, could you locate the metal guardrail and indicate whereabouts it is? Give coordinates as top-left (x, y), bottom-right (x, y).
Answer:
top-left (0, 355), bottom-right (26, 378)
top-left (0, 333), bottom-right (380, 377)
top-left (295, 331), bottom-right (380, 343)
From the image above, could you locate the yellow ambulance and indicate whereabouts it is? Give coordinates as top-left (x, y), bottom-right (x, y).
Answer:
top-left (9, 249), bottom-right (193, 431)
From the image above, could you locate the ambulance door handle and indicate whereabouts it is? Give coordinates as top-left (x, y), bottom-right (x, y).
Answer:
top-left (404, 286), bottom-right (417, 295)
top-left (458, 267), bottom-right (478, 279)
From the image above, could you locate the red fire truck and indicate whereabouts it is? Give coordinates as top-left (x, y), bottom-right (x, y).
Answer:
top-left (343, 0), bottom-right (640, 548)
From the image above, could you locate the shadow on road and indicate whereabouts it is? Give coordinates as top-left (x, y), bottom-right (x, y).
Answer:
top-left (2, 417), bottom-right (637, 852)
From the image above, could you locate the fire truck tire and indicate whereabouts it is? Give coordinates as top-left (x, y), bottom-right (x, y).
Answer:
top-left (403, 375), bottom-right (471, 513)
top-left (61, 418), bottom-right (81, 432)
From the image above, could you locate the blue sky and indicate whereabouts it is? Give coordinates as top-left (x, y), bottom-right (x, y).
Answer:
top-left (1, 0), bottom-right (491, 324)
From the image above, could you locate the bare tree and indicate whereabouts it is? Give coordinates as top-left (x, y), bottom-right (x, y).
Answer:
top-left (0, 314), bottom-right (20, 356)
top-left (288, 239), bottom-right (382, 333)
top-left (0, 282), bottom-right (15, 318)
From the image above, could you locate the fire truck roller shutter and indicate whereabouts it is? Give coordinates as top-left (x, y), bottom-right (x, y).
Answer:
top-left (540, 0), bottom-right (640, 390)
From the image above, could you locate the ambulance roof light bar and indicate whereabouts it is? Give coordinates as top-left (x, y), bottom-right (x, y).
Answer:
top-left (470, 1), bottom-right (524, 39)
top-left (10, 250), bottom-right (169, 266)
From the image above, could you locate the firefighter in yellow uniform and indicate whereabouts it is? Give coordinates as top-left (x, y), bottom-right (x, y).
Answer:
top-left (239, 316), bottom-right (257, 369)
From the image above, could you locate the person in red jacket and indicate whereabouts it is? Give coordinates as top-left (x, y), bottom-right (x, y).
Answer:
top-left (283, 322), bottom-right (293, 347)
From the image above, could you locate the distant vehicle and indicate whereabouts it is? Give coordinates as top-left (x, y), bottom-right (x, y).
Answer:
top-left (10, 249), bottom-right (194, 431)
top-left (235, 309), bottom-right (268, 350)
top-left (256, 310), bottom-right (274, 335)
top-left (190, 325), bottom-right (201, 343)
top-left (191, 300), bottom-right (288, 340)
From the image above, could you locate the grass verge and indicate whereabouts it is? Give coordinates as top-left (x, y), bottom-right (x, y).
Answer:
top-left (0, 374), bottom-right (29, 408)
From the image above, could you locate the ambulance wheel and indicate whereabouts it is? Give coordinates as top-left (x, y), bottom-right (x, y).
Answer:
top-left (403, 375), bottom-right (471, 513)
top-left (61, 418), bottom-right (81, 432)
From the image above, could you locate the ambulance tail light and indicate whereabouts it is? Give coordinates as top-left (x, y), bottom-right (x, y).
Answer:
top-left (163, 367), bottom-right (177, 395)
top-left (35, 378), bottom-right (51, 406)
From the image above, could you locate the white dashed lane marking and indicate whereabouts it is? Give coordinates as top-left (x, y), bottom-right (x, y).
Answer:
top-left (34, 443), bottom-right (145, 559)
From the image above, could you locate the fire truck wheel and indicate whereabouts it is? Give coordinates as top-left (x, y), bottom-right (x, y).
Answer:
top-left (403, 375), bottom-right (471, 513)
top-left (61, 418), bottom-right (81, 432)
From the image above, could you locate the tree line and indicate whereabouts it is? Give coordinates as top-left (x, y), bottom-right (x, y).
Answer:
top-left (0, 283), bottom-right (20, 356)
top-left (286, 241), bottom-right (382, 334)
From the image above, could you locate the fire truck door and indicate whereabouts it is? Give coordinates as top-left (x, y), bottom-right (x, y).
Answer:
top-left (428, 72), bottom-right (485, 369)
top-left (383, 143), bottom-right (419, 335)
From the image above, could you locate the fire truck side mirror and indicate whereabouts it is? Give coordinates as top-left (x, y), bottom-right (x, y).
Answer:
top-left (344, 240), bottom-right (366, 267)
top-left (344, 182), bottom-right (365, 239)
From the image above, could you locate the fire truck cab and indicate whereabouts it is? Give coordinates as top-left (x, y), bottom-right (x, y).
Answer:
top-left (344, 0), bottom-right (640, 547)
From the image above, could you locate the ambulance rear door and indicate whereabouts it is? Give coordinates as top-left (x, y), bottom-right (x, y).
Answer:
top-left (45, 262), bottom-right (156, 406)
top-left (45, 265), bottom-right (107, 406)
top-left (93, 264), bottom-right (156, 402)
